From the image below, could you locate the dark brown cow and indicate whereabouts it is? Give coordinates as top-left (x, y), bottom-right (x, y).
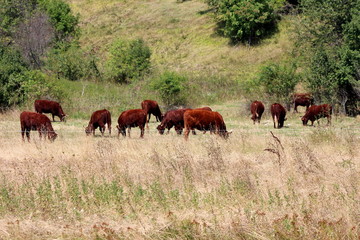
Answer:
top-left (292, 93), bottom-right (314, 113)
top-left (301, 104), bottom-right (332, 126)
top-left (270, 103), bottom-right (287, 129)
top-left (250, 101), bottom-right (265, 124)
top-left (34, 100), bottom-right (66, 122)
top-left (141, 100), bottom-right (162, 123)
top-left (85, 109), bottom-right (111, 136)
top-left (183, 110), bottom-right (230, 140)
top-left (116, 109), bottom-right (147, 138)
top-left (157, 107), bottom-right (212, 135)
top-left (20, 111), bottom-right (57, 142)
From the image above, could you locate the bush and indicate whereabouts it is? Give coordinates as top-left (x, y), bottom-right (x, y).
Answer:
top-left (105, 38), bottom-right (151, 84)
top-left (46, 42), bottom-right (100, 81)
top-left (211, 0), bottom-right (278, 44)
top-left (152, 71), bottom-right (188, 107)
top-left (256, 62), bottom-right (299, 102)
top-left (4, 70), bottom-right (64, 106)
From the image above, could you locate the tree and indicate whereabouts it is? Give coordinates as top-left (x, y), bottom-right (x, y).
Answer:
top-left (14, 11), bottom-right (54, 68)
top-left (295, 0), bottom-right (360, 115)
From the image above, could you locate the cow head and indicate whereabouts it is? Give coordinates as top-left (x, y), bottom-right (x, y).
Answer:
top-left (60, 114), bottom-right (67, 122)
top-left (85, 125), bottom-right (92, 136)
top-left (48, 131), bottom-right (58, 142)
top-left (157, 124), bottom-right (166, 135)
top-left (301, 116), bottom-right (308, 126)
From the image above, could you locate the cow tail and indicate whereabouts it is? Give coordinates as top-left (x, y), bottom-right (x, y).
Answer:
top-left (274, 115), bottom-right (278, 128)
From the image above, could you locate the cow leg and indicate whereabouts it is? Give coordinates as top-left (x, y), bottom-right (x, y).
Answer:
top-left (294, 104), bottom-right (298, 113)
top-left (128, 127), bottom-right (131, 138)
top-left (184, 128), bottom-right (190, 140)
top-left (108, 124), bottom-right (111, 136)
top-left (26, 129), bottom-right (30, 142)
top-left (327, 116), bottom-right (331, 126)
top-left (99, 122), bottom-right (105, 136)
top-left (140, 126), bottom-right (144, 138)
top-left (52, 114), bottom-right (55, 122)
top-left (21, 126), bottom-right (25, 142)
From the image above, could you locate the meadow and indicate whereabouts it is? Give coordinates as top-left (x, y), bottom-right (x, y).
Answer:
top-left (0, 105), bottom-right (359, 239)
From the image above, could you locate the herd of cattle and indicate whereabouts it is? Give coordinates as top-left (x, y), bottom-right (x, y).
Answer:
top-left (19, 94), bottom-right (332, 142)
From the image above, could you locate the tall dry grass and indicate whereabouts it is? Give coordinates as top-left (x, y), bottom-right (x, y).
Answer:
top-left (0, 109), bottom-right (359, 239)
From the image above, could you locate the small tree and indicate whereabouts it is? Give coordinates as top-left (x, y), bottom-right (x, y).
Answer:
top-left (152, 71), bottom-right (188, 107)
top-left (257, 62), bottom-right (299, 103)
top-left (105, 38), bottom-right (151, 83)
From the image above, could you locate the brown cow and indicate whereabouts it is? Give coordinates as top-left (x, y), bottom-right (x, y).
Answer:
top-left (85, 109), bottom-right (111, 136)
top-left (292, 93), bottom-right (314, 113)
top-left (270, 103), bottom-right (287, 129)
top-left (301, 104), bottom-right (332, 126)
top-left (183, 110), bottom-right (230, 140)
top-left (157, 107), bottom-right (212, 135)
top-left (141, 100), bottom-right (162, 123)
top-left (116, 109), bottom-right (147, 138)
top-left (20, 111), bottom-right (57, 142)
top-left (34, 99), bottom-right (66, 122)
top-left (250, 101), bottom-right (265, 124)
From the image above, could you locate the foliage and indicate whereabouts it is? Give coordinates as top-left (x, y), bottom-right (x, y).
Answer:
top-left (105, 38), bottom-right (151, 84)
top-left (295, 0), bottom-right (360, 114)
top-left (256, 62), bottom-right (299, 102)
top-left (0, 44), bottom-right (28, 109)
top-left (38, 0), bottom-right (80, 42)
top-left (207, 0), bottom-right (278, 44)
top-left (46, 42), bottom-right (100, 81)
top-left (151, 71), bottom-right (189, 107)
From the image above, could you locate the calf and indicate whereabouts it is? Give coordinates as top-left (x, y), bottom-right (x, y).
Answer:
top-left (292, 93), bottom-right (314, 113)
top-left (116, 109), bottom-right (147, 138)
top-left (85, 109), bottom-right (111, 136)
top-left (183, 110), bottom-right (230, 140)
top-left (34, 99), bottom-right (66, 122)
top-left (141, 100), bottom-right (162, 123)
top-left (270, 103), bottom-right (287, 129)
top-left (250, 101), bottom-right (265, 124)
top-left (301, 104), bottom-right (332, 126)
top-left (20, 111), bottom-right (57, 142)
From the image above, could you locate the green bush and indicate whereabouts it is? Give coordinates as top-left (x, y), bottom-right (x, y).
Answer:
top-left (256, 62), bottom-right (299, 102)
top-left (38, 0), bottom-right (80, 41)
top-left (210, 0), bottom-right (278, 44)
top-left (46, 42), bottom-right (100, 81)
top-left (105, 38), bottom-right (151, 84)
top-left (152, 71), bottom-right (188, 107)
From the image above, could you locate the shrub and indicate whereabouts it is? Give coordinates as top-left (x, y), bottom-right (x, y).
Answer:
top-left (105, 38), bottom-right (151, 84)
top-left (211, 0), bottom-right (278, 44)
top-left (46, 42), bottom-right (100, 81)
top-left (256, 62), bottom-right (299, 102)
top-left (152, 71), bottom-right (188, 107)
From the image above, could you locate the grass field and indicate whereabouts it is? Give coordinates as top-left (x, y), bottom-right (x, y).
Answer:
top-left (0, 105), bottom-right (359, 239)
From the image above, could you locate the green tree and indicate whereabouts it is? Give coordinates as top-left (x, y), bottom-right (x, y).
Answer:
top-left (152, 71), bottom-right (188, 107)
top-left (105, 38), bottom-right (151, 83)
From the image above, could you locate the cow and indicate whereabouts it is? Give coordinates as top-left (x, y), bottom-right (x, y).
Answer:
top-left (301, 104), bottom-right (332, 126)
top-left (183, 110), bottom-right (230, 140)
top-left (20, 111), bottom-right (57, 142)
top-left (116, 109), bottom-right (147, 138)
top-left (292, 93), bottom-right (314, 113)
top-left (270, 103), bottom-right (287, 129)
top-left (157, 107), bottom-right (212, 135)
top-left (141, 100), bottom-right (162, 123)
top-left (34, 99), bottom-right (66, 122)
top-left (250, 101), bottom-right (265, 124)
top-left (85, 109), bottom-right (111, 136)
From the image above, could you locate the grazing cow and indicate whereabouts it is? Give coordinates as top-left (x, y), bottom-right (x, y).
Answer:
top-left (157, 107), bottom-right (212, 135)
top-left (34, 99), bottom-right (66, 122)
top-left (183, 110), bottom-right (230, 140)
top-left (20, 111), bottom-right (57, 142)
top-left (301, 104), bottom-right (332, 126)
top-left (85, 109), bottom-right (111, 136)
top-left (116, 109), bottom-right (147, 138)
top-left (270, 103), bottom-right (287, 129)
top-left (141, 100), bottom-right (162, 123)
top-left (292, 93), bottom-right (314, 113)
top-left (250, 101), bottom-right (265, 124)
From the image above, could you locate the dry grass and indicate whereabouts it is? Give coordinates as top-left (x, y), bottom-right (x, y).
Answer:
top-left (0, 106), bottom-right (359, 239)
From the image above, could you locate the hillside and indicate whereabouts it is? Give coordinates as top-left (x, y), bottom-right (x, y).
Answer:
top-left (65, 0), bottom-right (291, 81)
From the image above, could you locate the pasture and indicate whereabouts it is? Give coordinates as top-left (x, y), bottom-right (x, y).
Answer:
top-left (0, 104), bottom-right (359, 239)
